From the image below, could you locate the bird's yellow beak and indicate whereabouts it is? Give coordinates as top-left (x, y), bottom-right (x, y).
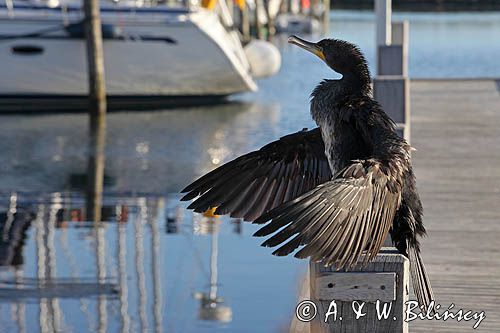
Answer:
top-left (288, 35), bottom-right (325, 61)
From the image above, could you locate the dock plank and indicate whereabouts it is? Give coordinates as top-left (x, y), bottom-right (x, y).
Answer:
top-left (411, 79), bottom-right (500, 332)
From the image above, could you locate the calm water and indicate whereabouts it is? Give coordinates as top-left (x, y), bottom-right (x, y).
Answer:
top-left (0, 10), bottom-right (499, 333)
top-left (328, 11), bottom-right (500, 78)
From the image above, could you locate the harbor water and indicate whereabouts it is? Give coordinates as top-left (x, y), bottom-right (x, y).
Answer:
top-left (0, 11), bottom-right (499, 333)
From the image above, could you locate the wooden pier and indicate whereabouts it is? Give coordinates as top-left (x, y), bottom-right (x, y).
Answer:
top-left (410, 79), bottom-right (500, 332)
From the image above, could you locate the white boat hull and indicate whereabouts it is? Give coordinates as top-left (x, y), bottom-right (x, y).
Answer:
top-left (0, 5), bottom-right (257, 109)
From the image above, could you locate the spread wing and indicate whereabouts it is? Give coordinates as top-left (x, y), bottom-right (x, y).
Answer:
top-left (181, 128), bottom-right (332, 221)
top-left (253, 159), bottom-right (403, 269)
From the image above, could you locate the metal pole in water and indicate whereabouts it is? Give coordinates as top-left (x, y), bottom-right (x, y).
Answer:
top-left (83, 0), bottom-right (107, 223)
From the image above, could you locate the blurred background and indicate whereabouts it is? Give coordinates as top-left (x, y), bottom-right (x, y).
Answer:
top-left (0, 0), bottom-right (499, 332)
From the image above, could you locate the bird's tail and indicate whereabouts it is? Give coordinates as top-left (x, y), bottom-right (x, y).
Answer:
top-left (408, 243), bottom-right (434, 310)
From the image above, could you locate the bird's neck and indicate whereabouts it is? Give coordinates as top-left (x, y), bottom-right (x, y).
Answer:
top-left (341, 71), bottom-right (372, 96)
top-left (310, 73), bottom-right (371, 120)
top-left (311, 70), bottom-right (371, 102)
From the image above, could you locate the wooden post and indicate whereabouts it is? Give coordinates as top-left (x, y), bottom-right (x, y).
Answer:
top-left (241, 5), bottom-right (251, 43)
top-left (373, 76), bottom-right (409, 124)
top-left (378, 21), bottom-right (409, 77)
top-left (309, 248), bottom-right (409, 333)
top-left (254, 0), bottom-right (264, 39)
top-left (392, 21), bottom-right (409, 77)
top-left (374, 0), bottom-right (410, 142)
top-left (373, 76), bottom-right (410, 142)
top-left (377, 45), bottom-right (404, 76)
top-left (322, 0), bottom-right (330, 35)
top-left (392, 21), bottom-right (408, 46)
top-left (375, 0), bottom-right (391, 76)
top-left (83, 0), bottom-right (107, 223)
top-left (374, 20), bottom-right (410, 143)
top-left (375, 0), bottom-right (391, 46)
top-left (264, 0), bottom-right (275, 40)
top-left (86, 116), bottom-right (106, 223)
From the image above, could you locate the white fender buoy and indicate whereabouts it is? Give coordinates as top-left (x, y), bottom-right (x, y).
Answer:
top-left (244, 40), bottom-right (281, 79)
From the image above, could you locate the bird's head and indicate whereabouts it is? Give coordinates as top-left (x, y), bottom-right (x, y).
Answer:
top-left (288, 35), bottom-right (370, 82)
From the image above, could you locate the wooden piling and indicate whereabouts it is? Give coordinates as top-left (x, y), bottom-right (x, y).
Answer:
top-left (375, 0), bottom-right (391, 46)
top-left (265, 0), bottom-right (276, 40)
top-left (373, 76), bottom-right (410, 142)
top-left (83, 0), bottom-right (106, 118)
top-left (322, 0), bottom-right (330, 34)
top-left (309, 248), bottom-right (409, 333)
top-left (254, 0), bottom-right (265, 39)
top-left (374, 18), bottom-right (410, 142)
top-left (374, 0), bottom-right (410, 143)
top-left (378, 21), bottom-right (409, 77)
top-left (86, 116), bottom-right (106, 223)
top-left (240, 5), bottom-right (251, 43)
top-left (83, 0), bottom-right (107, 223)
top-left (375, 0), bottom-right (391, 75)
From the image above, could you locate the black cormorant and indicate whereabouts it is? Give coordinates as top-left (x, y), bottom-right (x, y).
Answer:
top-left (181, 35), bottom-right (434, 308)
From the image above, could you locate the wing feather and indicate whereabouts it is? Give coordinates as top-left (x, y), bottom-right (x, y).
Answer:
top-left (254, 159), bottom-right (403, 269)
top-left (182, 128), bottom-right (331, 221)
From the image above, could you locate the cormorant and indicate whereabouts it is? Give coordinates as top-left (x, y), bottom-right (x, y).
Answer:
top-left (181, 35), bottom-right (434, 308)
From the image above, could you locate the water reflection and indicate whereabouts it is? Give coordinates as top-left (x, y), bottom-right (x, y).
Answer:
top-left (86, 108), bottom-right (107, 224)
top-left (0, 195), bottom-right (32, 267)
top-left (0, 193), bottom-right (248, 332)
top-left (0, 102), bottom-right (281, 194)
top-left (0, 99), bottom-right (301, 332)
top-left (193, 215), bottom-right (232, 324)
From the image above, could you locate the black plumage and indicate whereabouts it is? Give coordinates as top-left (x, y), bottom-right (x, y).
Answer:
top-left (181, 128), bottom-right (332, 221)
top-left (181, 35), bottom-right (434, 309)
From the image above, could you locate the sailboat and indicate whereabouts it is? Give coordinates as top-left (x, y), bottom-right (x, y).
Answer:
top-left (0, 0), bottom-right (259, 110)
